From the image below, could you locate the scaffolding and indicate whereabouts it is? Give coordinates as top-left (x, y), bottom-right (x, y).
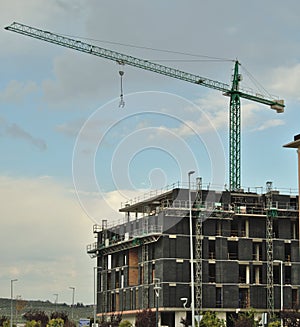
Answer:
top-left (194, 178), bottom-right (203, 318)
top-left (142, 219), bottom-right (149, 308)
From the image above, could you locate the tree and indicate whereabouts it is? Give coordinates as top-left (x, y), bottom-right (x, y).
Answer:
top-left (0, 316), bottom-right (9, 327)
top-left (24, 321), bottom-right (41, 327)
top-left (232, 310), bottom-right (259, 327)
top-left (16, 298), bottom-right (27, 314)
top-left (97, 314), bottom-right (122, 327)
top-left (98, 316), bottom-right (109, 327)
top-left (135, 309), bottom-right (156, 327)
top-left (23, 310), bottom-right (49, 327)
top-left (281, 311), bottom-right (300, 327)
top-left (50, 312), bottom-right (69, 323)
top-left (109, 313), bottom-right (122, 327)
top-left (199, 311), bottom-right (225, 327)
top-left (268, 321), bottom-right (280, 327)
top-left (180, 317), bottom-right (189, 327)
top-left (47, 318), bottom-right (64, 327)
top-left (119, 320), bottom-right (132, 327)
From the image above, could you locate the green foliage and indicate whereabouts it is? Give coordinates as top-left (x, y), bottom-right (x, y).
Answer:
top-left (2, 320), bottom-right (10, 327)
top-left (135, 309), bottom-right (156, 327)
top-left (25, 320), bottom-right (41, 327)
top-left (232, 309), bottom-right (259, 327)
top-left (199, 311), bottom-right (225, 327)
top-left (47, 318), bottom-right (64, 327)
top-left (119, 320), bottom-right (132, 327)
top-left (0, 316), bottom-right (9, 327)
top-left (98, 314), bottom-right (122, 327)
top-left (268, 321), bottom-right (280, 327)
top-left (23, 310), bottom-right (49, 327)
top-left (110, 313), bottom-right (122, 327)
top-left (50, 312), bottom-right (69, 323)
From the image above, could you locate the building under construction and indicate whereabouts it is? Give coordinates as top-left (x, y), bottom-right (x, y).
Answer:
top-left (87, 181), bottom-right (299, 326)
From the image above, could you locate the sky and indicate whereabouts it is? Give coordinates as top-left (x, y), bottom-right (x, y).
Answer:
top-left (1, 0), bottom-right (300, 305)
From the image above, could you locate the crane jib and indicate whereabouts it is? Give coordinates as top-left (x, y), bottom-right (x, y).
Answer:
top-left (5, 21), bottom-right (284, 110)
top-left (4, 21), bottom-right (285, 191)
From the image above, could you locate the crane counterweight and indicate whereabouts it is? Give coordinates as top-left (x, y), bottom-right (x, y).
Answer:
top-left (271, 99), bottom-right (285, 113)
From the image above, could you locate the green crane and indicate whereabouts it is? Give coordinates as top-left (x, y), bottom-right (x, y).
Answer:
top-left (5, 22), bottom-right (285, 191)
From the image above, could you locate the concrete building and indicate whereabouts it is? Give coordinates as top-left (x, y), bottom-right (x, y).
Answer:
top-left (87, 182), bottom-right (299, 327)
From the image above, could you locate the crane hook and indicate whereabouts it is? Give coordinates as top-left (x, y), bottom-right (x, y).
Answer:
top-left (119, 68), bottom-right (125, 108)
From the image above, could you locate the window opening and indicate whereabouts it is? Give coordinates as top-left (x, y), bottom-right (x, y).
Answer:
top-left (228, 241), bottom-right (238, 260)
top-left (209, 240), bottom-right (215, 259)
top-left (209, 263), bottom-right (216, 282)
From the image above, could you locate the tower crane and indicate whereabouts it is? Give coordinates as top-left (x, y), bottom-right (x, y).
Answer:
top-left (5, 22), bottom-right (285, 191)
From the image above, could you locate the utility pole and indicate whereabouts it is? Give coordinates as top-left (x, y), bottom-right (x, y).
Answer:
top-left (53, 294), bottom-right (58, 312)
top-left (10, 279), bottom-right (18, 327)
top-left (69, 287), bottom-right (75, 320)
top-left (188, 171), bottom-right (195, 327)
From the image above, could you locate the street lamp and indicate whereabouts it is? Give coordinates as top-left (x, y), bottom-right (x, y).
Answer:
top-left (154, 278), bottom-right (161, 327)
top-left (274, 260), bottom-right (283, 327)
top-left (10, 279), bottom-right (18, 327)
top-left (69, 287), bottom-right (75, 320)
top-left (53, 294), bottom-right (58, 312)
top-left (188, 170), bottom-right (195, 327)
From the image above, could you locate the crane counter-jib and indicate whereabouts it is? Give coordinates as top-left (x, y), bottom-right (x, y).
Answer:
top-left (5, 21), bottom-right (285, 191)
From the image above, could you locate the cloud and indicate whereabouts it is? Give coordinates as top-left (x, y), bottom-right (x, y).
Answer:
top-left (0, 175), bottom-right (94, 303)
top-left (41, 53), bottom-right (118, 107)
top-left (56, 119), bottom-right (86, 138)
top-left (0, 174), bottom-right (157, 301)
top-left (5, 122), bottom-right (47, 151)
top-left (252, 119), bottom-right (285, 132)
top-left (73, 188), bottom-right (146, 225)
top-left (0, 80), bottom-right (38, 104)
top-left (271, 63), bottom-right (300, 100)
top-left (1, 1), bottom-right (86, 52)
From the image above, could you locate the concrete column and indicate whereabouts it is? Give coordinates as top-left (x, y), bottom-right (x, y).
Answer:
top-left (283, 135), bottom-right (300, 245)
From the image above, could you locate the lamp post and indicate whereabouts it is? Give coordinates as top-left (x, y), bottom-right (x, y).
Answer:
top-left (274, 260), bottom-right (283, 327)
top-left (93, 268), bottom-right (97, 327)
top-left (53, 294), bottom-right (58, 312)
top-left (154, 278), bottom-right (161, 327)
top-left (69, 287), bottom-right (75, 320)
top-left (188, 170), bottom-right (195, 327)
top-left (10, 279), bottom-right (18, 327)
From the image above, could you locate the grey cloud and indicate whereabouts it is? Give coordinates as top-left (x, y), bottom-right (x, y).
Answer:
top-left (6, 123), bottom-right (47, 151)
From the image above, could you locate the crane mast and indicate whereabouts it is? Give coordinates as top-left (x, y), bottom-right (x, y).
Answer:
top-left (230, 61), bottom-right (242, 192)
top-left (5, 22), bottom-right (285, 190)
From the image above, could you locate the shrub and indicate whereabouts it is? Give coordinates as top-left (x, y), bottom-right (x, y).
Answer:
top-left (199, 311), bottom-right (225, 327)
top-left (0, 316), bottom-right (9, 327)
top-left (135, 309), bottom-right (156, 327)
top-left (47, 319), bottom-right (64, 327)
top-left (119, 320), bottom-right (132, 327)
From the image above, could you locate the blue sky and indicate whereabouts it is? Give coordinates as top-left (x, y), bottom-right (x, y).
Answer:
top-left (1, 1), bottom-right (300, 304)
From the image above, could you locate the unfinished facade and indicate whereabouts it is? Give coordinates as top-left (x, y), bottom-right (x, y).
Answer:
top-left (87, 183), bottom-right (299, 327)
